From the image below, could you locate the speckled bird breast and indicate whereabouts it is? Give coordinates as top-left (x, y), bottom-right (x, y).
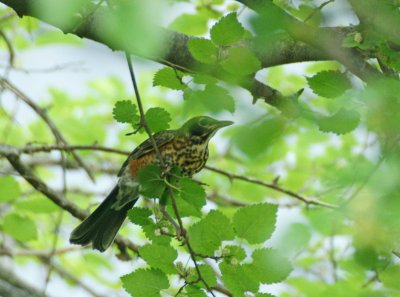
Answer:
top-left (161, 135), bottom-right (209, 177)
top-left (127, 135), bottom-right (209, 178)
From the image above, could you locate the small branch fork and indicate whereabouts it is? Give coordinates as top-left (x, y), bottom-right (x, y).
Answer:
top-left (124, 53), bottom-right (217, 296)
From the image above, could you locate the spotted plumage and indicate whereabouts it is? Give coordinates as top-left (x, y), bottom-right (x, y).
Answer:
top-left (70, 116), bottom-right (232, 251)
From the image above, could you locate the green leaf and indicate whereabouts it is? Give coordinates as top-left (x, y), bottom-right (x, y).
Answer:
top-left (128, 207), bottom-right (153, 226)
top-left (294, 4), bottom-right (323, 26)
top-left (233, 203), bottom-right (277, 244)
top-left (353, 246), bottom-right (381, 269)
top-left (185, 286), bottom-right (207, 297)
top-left (138, 164), bottom-right (166, 198)
top-left (170, 195), bottom-right (202, 218)
top-left (112, 100), bottom-right (140, 126)
top-left (179, 178), bottom-right (206, 212)
top-left (211, 12), bottom-right (245, 46)
top-left (231, 117), bottom-right (286, 158)
top-left (223, 245), bottom-right (246, 264)
top-left (188, 210), bottom-right (234, 256)
top-left (187, 264), bottom-right (217, 288)
top-left (248, 248), bottom-right (293, 284)
top-left (153, 67), bottom-right (185, 90)
top-left (15, 196), bottom-right (59, 213)
top-left (192, 74), bottom-right (218, 85)
top-left (380, 264), bottom-right (400, 290)
top-left (145, 107), bottom-right (171, 133)
top-left (169, 13), bottom-right (209, 36)
top-left (342, 32), bottom-right (363, 48)
top-left (82, 253), bottom-right (113, 270)
top-left (139, 243), bottom-right (178, 274)
top-left (317, 108), bottom-right (360, 134)
top-left (0, 176), bottom-right (21, 202)
top-left (121, 268), bottom-right (169, 297)
top-left (184, 85), bottom-right (235, 113)
top-left (307, 70), bottom-right (352, 98)
top-left (276, 223), bottom-right (311, 254)
top-left (188, 38), bottom-right (218, 64)
top-left (32, 0), bottom-right (85, 30)
top-left (3, 213), bottom-right (38, 242)
top-left (219, 262), bottom-right (259, 296)
top-left (221, 47), bottom-right (261, 76)
top-left (142, 223), bottom-right (171, 245)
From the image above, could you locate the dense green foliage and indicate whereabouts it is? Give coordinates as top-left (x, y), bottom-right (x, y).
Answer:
top-left (1, 0), bottom-right (400, 297)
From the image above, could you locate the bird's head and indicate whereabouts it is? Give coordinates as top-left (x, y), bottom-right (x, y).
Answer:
top-left (179, 116), bottom-right (233, 141)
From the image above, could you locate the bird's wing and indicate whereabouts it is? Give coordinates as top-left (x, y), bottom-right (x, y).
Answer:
top-left (117, 130), bottom-right (176, 177)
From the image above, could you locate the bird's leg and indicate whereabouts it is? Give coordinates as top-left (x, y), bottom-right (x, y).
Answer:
top-left (159, 184), bottom-right (184, 240)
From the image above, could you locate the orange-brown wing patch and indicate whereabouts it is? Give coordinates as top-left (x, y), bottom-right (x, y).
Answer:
top-left (128, 153), bottom-right (157, 177)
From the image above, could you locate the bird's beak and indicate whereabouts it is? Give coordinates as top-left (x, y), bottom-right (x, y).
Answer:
top-left (215, 120), bottom-right (233, 129)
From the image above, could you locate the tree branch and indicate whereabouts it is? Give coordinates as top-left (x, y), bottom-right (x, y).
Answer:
top-left (205, 165), bottom-right (338, 209)
top-left (3, 142), bottom-right (336, 208)
top-left (0, 0), bottom-right (366, 107)
top-left (0, 247), bottom-right (106, 297)
top-left (236, 0), bottom-right (384, 81)
top-left (0, 263), bottom-right (48, 297)
top-left (0, 78), bottom-right (95, 181)
top-left (0, 143), bottom-right (139, 255)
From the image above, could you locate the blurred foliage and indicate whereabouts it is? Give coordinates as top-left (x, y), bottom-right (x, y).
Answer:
top-left (1, 0), bottom-right (400, 297)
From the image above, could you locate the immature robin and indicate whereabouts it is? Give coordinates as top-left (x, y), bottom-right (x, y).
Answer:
top-left (70, 116), bottom-right (232, 251)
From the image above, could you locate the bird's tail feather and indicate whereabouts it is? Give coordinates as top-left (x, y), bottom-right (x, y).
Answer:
top-left (70, 186), bottom-right (137, 252)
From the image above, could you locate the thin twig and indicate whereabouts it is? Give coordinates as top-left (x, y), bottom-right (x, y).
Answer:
top-left (0, 61), bottom-right (86, 73)
top-left (0, 11), bottom-right (15, 23)
top-left (0, 247), bottom-right (81, 257)
top-left (18, 143), bottom-right (129, 155)
top-left (72, 0), bottom-right (107, 32)
top-left (328, 235), bottom-right (338, 282)
top-left (124, 55), bottom-right (217, 297)
top-left (43, 211), bottom-right (64, 294)
top-left (0, 262), bottom-right (48, 297)
top-left (304, 0), bottom-right (335, 23)
top-left (0, 30), bottom-right (15, 67)
top-left (205, 165), bottom-right (338, 209)
top-left (0, 78), bottom-right (95, 181)
top-left (0, 247), bottom-right (106, 297)
top-left (0, 143), bottom-right (139, 255)
top-left (6, 143), bottom-right (335, 209)
top-left (125, 53), bottom-right (165, 167)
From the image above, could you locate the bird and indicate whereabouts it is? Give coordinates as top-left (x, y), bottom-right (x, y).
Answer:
top-left (70, 116), bottom-right (233, 252)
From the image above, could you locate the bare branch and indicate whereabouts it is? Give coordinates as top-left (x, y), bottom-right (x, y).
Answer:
top-left (0, 247), bottom-right (106, 297)
top-left (0, 143), bottom-right (139, 255)
top-left (0, 78), bottom-right (95, 181)
top-left (17, 144), bottom-right (129, 155)
top-left (3, 143), bottom-right (336, 208)
top-left (0, 263), bottom-right (48, 297)
top-left (0, 247), bottom-right (81, 257)
top-left (205, 165), bottom-right (338, 209)
top-left (0, 30), bottom-right (15, 67)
